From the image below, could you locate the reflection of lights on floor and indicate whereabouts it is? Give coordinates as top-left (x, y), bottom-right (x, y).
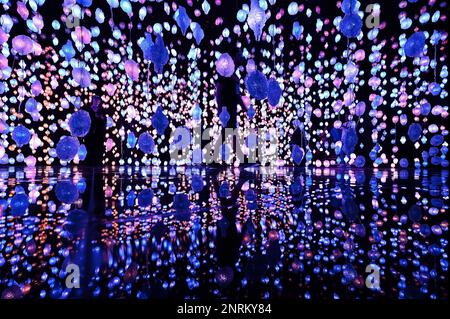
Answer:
top-left (0, 167), bottom-right (448, 299)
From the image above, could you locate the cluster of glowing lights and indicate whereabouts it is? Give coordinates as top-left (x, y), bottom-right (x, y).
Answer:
top-left (0, 167), bottom-right (447, 298)
top-left (0, 0), bottom-right (448, 167)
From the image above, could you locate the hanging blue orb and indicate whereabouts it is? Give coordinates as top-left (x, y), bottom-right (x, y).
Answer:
top-left (408, 123), bottom-right (422, 142)
top-left (56, 136), bottom-right (80, 161)
top-left (150, 34), bottom-right (169, 74)
top-left (219, 182), bottom-right (230, 198)
top-left (247, 105), bottom-right (256, 119)
top-left (342, 125), bottom-right (358, 155)
top-left (10, 193), bottom-right (29, 216)
top-left (78, 144), bottom-right (87, 161)
top-left (219, 107), bottom-right (230, 127)
top-left (76, 0), bottom-right (92, 7)
top-left (399, 158), bottom-right (409, 168)
top-left (420, 102), bottom-right (431, 116)
top-left (12, 125), bottom-right (31, 147)
top-left (61, 40), bottom-right (76, 61)
top-left (341, 0), bottom-right (358, 14)
top-left (428, 82), bottom-right (441, 96)
top-left (290, 179), bottom-right (302, 196)
top-left (127, 132), bottom-right (137, 148)
top-left (330, 127), bottom-right (342, 142)
top-left (404, 32), bottom-right (426, 57)
top-left (152, 106), bottom-right (169, 135)
top-left (191, 175), bottom-right (204, 192)
top-left (340, 13), bottom-right (362, 38)
top-left (292, 145), bottom-right (304, 165)
top-left (140, 33), bottom-right (154, 61)
top-left (138, 132), bottom-right (155, 154)
top-left (69, 110), bottom-right (91, 137)
top-left (408, 205), bottom-right (422, 222)
top-left (245, 70), bottom-right (268, 100)
top-left (430, 134), bottom-right (444, 146)
top-left (55, 181), bottom-right (79, 204)
top-left (138, 189), bottom-right (154, 207)
top-left (267, 79), bottom-right (282, 106)
top-left (173, 6), bottom-right (191, 35)
top-left (25, 98), bottom-right (38, 113)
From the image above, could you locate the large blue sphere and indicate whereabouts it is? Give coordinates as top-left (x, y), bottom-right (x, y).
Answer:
top-left (12, 125), bottom-right (31, 147)
top-left (138, 189), bottom-right (154, 207)
top-left (267, 79), bottom-right (282, 106)
top-left (138, 132), bottom-right (155, 154)
top-left (56, 136), bottom-right (80, 161)
top-left (69, 110), bottom-right (91, 137)
top-left (340, 13), bottom-right (362, 38)
top-left (408, 123), bottom-right (422, 142)
top-left (404, 32), bottom-right (426, 57)
top-left (245, 70), bottom-right (268, 100)
top-left (65, 209), bottom-right (88, 237)
top-left (342, 126), bottom-right (358, 155)
top-left (55, 181), bottom-right (79, 204)
top-left (10, 193), bottom-right (29, 216)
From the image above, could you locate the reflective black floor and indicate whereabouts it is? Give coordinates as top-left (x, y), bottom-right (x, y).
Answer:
top-left (0, 166), bottom-right (448, 299)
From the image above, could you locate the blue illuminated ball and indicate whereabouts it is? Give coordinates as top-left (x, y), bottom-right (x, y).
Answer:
top-left (55, 181), bottom-right (79, 204)
top-left (174, 6), bottom-right (190, 35)
top-left (330, 127), bottom-right (342, 142)
top-left (430, 134), bottom-right (444, 146)
top-left (140, 33), bottom-right (153, 61)
top-left (342, 126), bottom-right (358, 155)
top-left (72, 67), bottom-right (92, 88)
top-left (65, 209), bottom-right (88, 237)
top-left (354, 155), bottom-right (366, 167)
top-left (245, 70), bottom-right (268, 100)
top-left (61, 40), bottom-right (76, 60)
top-left (150, 34), bottom-right (169, 74)
top-left (69, 110), bottom-right (91, 137)
top-left (428, 82), bottom-right (441, 96)
top-left (78, 144), bottom-right (87, 161)
top-left (152, 106), bottom-right (169, 135)
top-left (191, 175), bottom-right (204, 192)
top-left (138, 189), bottom-right (154, 207)
top-left (25, 98), bottom-right (38, 113)
top-left (138, 132), bottom-right (155, 154)
top-left (267, 79), bottom-right (282, 106)
top-left (341, 0), bottom-right (358, 14)
top-left (12, 125), bottom-right (31, 147)
top-left (56, 136), bottom-right (80, 161)
top-left (408, 123), bottom-right (422, 142)
top-left (127, 132), bottom-right (137, 148)
top-left (76, 0), bottom-right (92, 7)
top-left (420, 103), bottom-right (431, 116)
top-left (10, 193), bottom-right (29, 216)
top-left (340, 13), bottom-right (362, 38)
top-left (428, 244), bottom-right (441, 256)
top-left (399, 158), bottom-right (409, 168)
top-left (404, 32), bottom-right (426, 57)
